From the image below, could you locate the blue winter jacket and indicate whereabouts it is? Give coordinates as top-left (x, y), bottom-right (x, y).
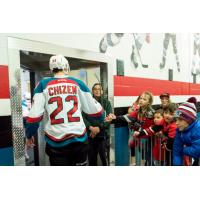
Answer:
top-left (173, 120), bottom-right (200, 166)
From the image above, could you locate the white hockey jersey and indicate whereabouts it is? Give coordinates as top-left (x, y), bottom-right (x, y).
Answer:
top-left (26, 75), bottom-right (105, 147)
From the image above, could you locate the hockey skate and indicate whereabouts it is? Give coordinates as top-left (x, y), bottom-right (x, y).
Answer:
top-left (142, 64), bottom-right (148, 68)
top-left (177, 63), bottom-right (181, 72)
top-left (131, 58), bottom-right (138, 68)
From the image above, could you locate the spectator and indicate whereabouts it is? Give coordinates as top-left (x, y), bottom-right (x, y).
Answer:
top-left (159, 92), bottom-right (171, 111)
top-left (160, 103), bottom-right (177, 165)
top-left (136, 103), bottom-right (177, 166)
top-left (83, 83), bottom-right (112, 166)
top-left (173, 101), bottom-right (200, 166)
top-left (106, 91), bottom-right (155, 165)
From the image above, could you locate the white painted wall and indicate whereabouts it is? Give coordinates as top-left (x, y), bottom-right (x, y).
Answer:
top-left (0, 33), bottom-right (199, 113)
top-left (6, 33), bottom-right (102, 52)
top-left (1, 33), bottom-right (195, 83)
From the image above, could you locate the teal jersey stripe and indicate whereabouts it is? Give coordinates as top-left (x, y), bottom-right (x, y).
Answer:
top-left (44, 133), bottom-right (88, 148)
top-left (34, 77), bottom-right (91, 95)
top-left (34, 77), bottom-right (54, 95)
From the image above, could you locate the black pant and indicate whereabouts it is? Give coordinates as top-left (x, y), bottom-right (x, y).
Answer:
top-left (105, 136), bottom-right (110, 165)
top-left (144, 138), bottom-right (153, 166)
top-left (88, 138), bottom-right (107, 166)
top-left (192, 158), bottom-right (199, 166)
top-left (45, 141), bottom-right (88, 166)
top-left (165, 150), bottom-right (173, 166)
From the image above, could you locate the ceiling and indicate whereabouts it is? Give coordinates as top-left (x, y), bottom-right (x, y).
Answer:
top-left (20, 50), bottom-right (102, 72)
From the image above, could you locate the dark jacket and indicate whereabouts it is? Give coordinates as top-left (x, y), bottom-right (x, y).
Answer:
top-left (173, 120), bottom-right (200, 166)
top-left (83, 96), bottom-right (112, 139)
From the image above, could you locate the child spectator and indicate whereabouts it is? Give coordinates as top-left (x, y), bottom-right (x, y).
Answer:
top-left (106, 91), bottom-right (155, 165)
top-left (150, 109), bottom-right (165, 166)
top-left (184, 97), bottom-right (197, 165)
top-left (160, 103), bottom-right (177, 165)
top-left (134, 109), bottom-right (165, 165)
top-left (135, 103), bottom-right (177, 165)
top-left (173, 100), bottom-right (200, 166)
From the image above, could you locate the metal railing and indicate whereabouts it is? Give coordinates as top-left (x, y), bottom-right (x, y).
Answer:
top-left (129, 136), bottom-right (199, 166)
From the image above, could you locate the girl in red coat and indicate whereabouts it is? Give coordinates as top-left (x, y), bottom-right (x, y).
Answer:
top-left (106, 91), bottom-right (155, 165)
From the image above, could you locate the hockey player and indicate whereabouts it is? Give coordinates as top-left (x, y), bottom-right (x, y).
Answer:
top-left (25, 55), bottom-right (105, 166)
top-left (131, 33), bottom-right (150, 68)
top-left (191, 33), bottom-right (200, 75)
top-left (159, 33), bottom-right (180, 72)
top-left (99, 33), bottom-right (124, 53)
top-left (99, 33), bottom-right (150, 68)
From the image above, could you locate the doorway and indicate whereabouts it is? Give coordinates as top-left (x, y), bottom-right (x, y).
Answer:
top-left (8, 37), bottom-right (115, 165)
top-left (20, 51), bottom-right (106, 165)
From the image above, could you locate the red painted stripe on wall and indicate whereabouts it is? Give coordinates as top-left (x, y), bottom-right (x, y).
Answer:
top-left (114, 76), bottom-right (200, 96)
top-left (0, 65), bottom-right (10, 99)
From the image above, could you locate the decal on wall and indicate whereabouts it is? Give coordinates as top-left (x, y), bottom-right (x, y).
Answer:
top-left (191, 33), bottom-right (200, 75)
top-left (130, 33), bottom-right (150, 68)
top-left (99, 33), bottom-right (150, 69)
top-left (99, 33), bottom-right (124, 53)
top-left (159, 33), bottom-right (180, 72)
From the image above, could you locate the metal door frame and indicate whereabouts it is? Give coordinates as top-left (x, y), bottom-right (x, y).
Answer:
top-left (7, 36), bottom-right (115, 166)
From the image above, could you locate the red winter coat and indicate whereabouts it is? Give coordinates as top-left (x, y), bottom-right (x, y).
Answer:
top-left (153, 120), bottom-right (177, 161)
top-left (129, 108), bottom-right (154, 148)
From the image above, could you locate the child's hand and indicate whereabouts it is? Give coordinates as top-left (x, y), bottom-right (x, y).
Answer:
top-left (109, 113), bottom-right (116, 119)
top-left (155, 131), bottom-right (163, 138)
top-left (105, 113), bottom-right (116, 122)
top-left (161, 135), bottom-right (168, 142)
top-left (161, 142), bottom-right (166, 149)
top-left (133, 131), bottom-right (140, 138)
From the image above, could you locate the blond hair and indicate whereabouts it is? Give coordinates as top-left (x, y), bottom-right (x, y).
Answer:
top-left (140, 91), bottom-right (153, 106)
top-left (138, 91), bottom-right (154, 119)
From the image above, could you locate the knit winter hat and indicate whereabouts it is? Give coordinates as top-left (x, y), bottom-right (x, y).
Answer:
top-left (174, 102), bottom-right (197, 124)
top-left (187, 97), bottom-right (197, 106)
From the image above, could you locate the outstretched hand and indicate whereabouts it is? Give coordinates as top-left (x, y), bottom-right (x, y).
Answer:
top-left (105, 113), bottom-right (116, 122)
top-left (133, 131), bottom-right (140, 138)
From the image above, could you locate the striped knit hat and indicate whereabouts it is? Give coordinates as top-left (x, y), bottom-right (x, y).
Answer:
top-left (175, 102), bottom-right (197, 124)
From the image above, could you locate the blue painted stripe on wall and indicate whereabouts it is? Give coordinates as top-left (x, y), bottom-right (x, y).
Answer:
top-left (0, 147), bottom-right (14, 166)
top-left (115, 126), bottom-right (130, 166)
